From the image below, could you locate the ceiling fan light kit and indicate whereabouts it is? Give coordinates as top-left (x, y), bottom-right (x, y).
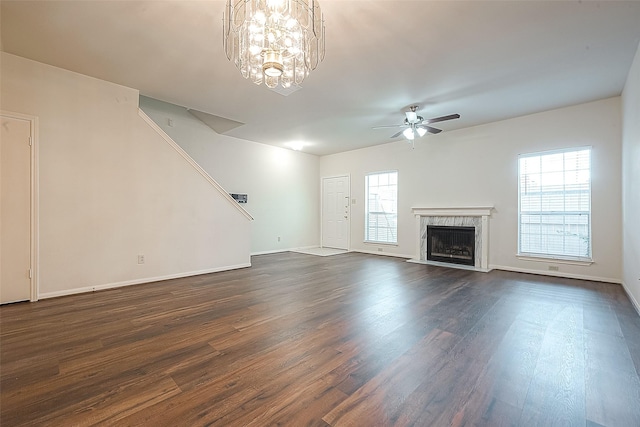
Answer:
top-left (406, 110), bottom-right (419, 123)
top-left (373, 106), bottom-right (460, 147)
top-left (223, 0), bottom-right (325, 89)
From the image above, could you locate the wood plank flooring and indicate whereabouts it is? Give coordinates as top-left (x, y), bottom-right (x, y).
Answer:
top-left (1, 252), bottom-right (639, 426)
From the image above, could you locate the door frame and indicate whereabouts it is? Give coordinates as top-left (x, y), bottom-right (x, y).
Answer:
top-left (320, 174), bottom-right (350, 250)
top-left (2, 110), bottom-right (39, 302)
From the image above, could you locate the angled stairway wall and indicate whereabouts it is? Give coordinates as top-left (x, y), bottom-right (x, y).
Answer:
top-left (0, 52), bottom-right (252, 299)
top-left (138, 96), bottom-right (320, 255)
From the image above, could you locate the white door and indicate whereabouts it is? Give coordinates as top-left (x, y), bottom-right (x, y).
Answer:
top-left (1, 115), bottom-right (32, 304)
top-left (322, 175), bottom-right (349, 250)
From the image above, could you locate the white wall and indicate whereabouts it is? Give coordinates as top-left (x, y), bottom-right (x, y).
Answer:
top-left (0, 52), bottom-right (252, 298)
top-left (320, 98), bottom-right (622, 283)
top-left (622, 41), bottom-right (640, 312)
top-left (139, 96), bottom-right (320, 254)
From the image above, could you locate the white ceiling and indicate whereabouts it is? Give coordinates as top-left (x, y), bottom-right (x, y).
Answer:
top-left (2, 0), bottom-right (640, 156)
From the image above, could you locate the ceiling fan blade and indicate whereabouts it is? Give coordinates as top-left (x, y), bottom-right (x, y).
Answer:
top-left (390, 130), bottom-right (404, 138)
top-left (372, 124), bottom-right (406, 129)
top-left (424, 114), bottom-right (460, 124)
top-left (418, 125), bottom-right (442, 134)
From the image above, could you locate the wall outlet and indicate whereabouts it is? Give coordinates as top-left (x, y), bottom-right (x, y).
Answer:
top-left (138, 254), bottom-right (145, 264)
top-left (548, 265), bottom-right (559, 271)
top-left (277, 236), bottom-right (281, 242)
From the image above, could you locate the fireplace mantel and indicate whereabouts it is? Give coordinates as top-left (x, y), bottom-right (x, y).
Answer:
top-left (410, 206), bottom-right (494, 272)
top-left (411, 207), bottom-right (493, 217)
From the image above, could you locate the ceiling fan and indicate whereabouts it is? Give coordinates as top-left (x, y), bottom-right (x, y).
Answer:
top-left (373, 106), bottom-right (460, 145)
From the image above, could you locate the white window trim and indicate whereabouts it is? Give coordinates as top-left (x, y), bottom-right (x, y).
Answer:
top-left (363, 241), bottom-right (398, 247)
top-left (517, 146), bottom-right (593, 262)
top-left (365, 170), bottom-right (398, 245)
top-left (516, 254), bottom-right (594, 265)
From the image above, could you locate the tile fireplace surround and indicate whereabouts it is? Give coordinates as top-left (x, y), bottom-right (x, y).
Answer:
top-left (410, 207), bottom-right (493, 272)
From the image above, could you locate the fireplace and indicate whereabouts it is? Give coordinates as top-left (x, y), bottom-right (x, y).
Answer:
top-left (427, 226), bottom-right (475, 266)
top-left (411, 207), bottom-right (493, 272)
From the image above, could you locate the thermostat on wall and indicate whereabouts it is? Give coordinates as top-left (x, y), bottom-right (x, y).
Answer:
top-left (231, 193), bottom-right (247, 203)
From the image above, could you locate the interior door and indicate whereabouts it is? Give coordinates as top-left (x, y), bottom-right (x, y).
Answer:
top-left (1, 115), bottom-right (32, 304)
top-left (322, 175), bottom-right (350, 250)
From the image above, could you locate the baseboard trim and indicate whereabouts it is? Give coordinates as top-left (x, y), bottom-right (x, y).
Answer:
top-left (251, 249), bottom-right (289, 256)
top-left (489, 264), bottom-right (621, 284)
top-left (38, 263), bottom-right (251, 300)
top-left (251, 246), bottom-right (318, 256)
top-left (621, 281), bottom-right (640, 316)
top-left (351, 249), bottom-right (413, 259)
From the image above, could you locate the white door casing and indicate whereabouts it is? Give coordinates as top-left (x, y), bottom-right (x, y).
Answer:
top-left (322, 175), bottom-right (349, 250)
top-left (1, 112), bottom-right (37, 304)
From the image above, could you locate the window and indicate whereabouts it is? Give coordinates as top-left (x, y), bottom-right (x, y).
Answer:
top-left (518, 147), bottom-right (591, 261)
top-left (365, 171), bottom-right (398, 244)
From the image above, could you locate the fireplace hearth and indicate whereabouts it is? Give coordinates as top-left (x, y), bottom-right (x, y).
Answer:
top-left (427, 226), bottom-right (475, 266)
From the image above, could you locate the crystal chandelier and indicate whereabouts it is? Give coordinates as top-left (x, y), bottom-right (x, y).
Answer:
top-left (223, 0), bottom-right (325, 89)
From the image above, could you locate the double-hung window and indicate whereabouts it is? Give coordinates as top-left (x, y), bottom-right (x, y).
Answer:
top-left (518, 147), bottom-right (591, 261)
top-left (365, 171), bottom-right (398, 244)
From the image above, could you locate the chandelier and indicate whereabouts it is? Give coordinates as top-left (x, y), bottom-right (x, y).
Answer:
top-left (223, 0), bottom-right (325, 89)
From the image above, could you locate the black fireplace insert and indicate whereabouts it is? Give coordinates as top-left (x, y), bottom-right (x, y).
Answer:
top-left (427, 226), bottom-right (475, 266)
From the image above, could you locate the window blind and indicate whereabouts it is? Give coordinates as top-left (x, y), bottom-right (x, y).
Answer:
top-left (518, 148), bottom-right (591, 260)
top-left (365, 171), bottom-right (398, 244)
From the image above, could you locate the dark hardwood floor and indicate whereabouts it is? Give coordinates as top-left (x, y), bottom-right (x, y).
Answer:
top-left (1, 252), bottom-right (639, 426)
